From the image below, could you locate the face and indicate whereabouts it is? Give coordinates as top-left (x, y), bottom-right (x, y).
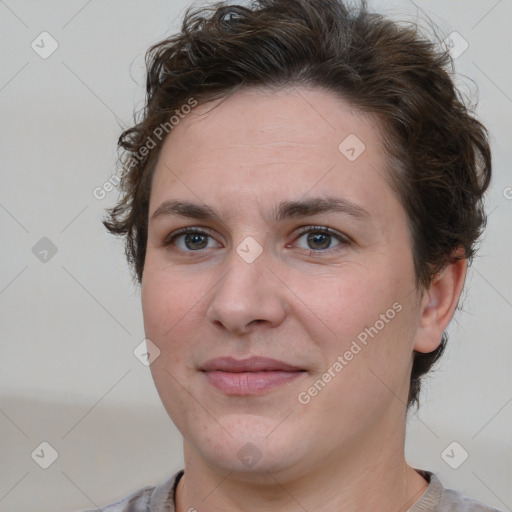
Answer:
top-left (141, 86), bottom-right (425, 480)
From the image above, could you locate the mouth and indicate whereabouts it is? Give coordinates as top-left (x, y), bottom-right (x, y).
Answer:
top-left (200, 356), bottom-right (307, 395)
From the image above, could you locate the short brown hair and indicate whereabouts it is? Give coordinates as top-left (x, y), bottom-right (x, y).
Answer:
top-left (104, 0), bottom-right (492, 409)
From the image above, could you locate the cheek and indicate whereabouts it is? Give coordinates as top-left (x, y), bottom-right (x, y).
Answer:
top-left (296, 265), bottom-right (394, 340)
top-left (142, 268), bottom-right (199, 421)
top-left (142, 260), bottom-right (194, 329)
top-left (300, 263), bottom-right (415, 391)
top-left (141, 266), bottom-right (198, 373)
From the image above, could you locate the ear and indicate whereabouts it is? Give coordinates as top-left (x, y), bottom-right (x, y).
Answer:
top-left (413, 250), bottom-right (467, 354)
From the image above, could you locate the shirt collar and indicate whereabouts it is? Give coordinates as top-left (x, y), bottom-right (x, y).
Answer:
top-left (147, 468), bottom-right (441, 512)
top-left (149, 469), bottom-right (184, 512)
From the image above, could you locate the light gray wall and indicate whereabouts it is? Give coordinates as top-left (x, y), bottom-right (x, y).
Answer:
top-left (1, 1), bottom-right (510, 511)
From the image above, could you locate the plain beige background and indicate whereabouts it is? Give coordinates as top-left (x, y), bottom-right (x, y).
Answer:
top-left (0, 1), bottom-right (511, 511)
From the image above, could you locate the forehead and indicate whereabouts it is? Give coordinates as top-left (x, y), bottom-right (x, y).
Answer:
top-left (171, 86), bottom-right (382, 156)
top-left (149, 86), bottom-right (396, 223)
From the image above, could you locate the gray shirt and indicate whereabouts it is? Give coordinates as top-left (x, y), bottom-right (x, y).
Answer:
top-left (79, 469), bottom-right (502, 511)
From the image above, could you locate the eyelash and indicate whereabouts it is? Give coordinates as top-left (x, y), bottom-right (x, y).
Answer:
top-left (163, 225), bottom-right (350, 256)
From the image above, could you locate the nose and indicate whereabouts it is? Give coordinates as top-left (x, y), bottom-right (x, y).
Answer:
top-left (205, 245), bottom-right (288, 336)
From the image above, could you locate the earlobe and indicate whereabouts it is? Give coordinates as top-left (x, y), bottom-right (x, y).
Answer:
top-left (413, 253), bottom-right (467, 354)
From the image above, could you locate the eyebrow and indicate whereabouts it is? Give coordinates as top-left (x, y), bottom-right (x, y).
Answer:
top-left (150, 197), bottom-right (372, 224)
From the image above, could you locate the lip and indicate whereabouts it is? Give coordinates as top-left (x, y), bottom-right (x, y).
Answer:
top-left (200, 356), bottom-right (306, 395)
top-left (200, 356), bottom-right (303, 372)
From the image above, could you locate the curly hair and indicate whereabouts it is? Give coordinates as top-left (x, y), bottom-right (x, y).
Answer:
top-left (104, 0), bottom-right (492, 409)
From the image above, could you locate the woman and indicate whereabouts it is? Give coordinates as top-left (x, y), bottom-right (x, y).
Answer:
top-left (82, 0), bottom-right (498, 510)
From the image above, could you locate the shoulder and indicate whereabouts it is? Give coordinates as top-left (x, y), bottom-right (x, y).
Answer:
top-left (75, 470), bottom-right (183, 512)
top-left (410, 470), bottom-right (503, 512)
top-left (76, 485), bottom-right (154, 512)
top-left (439, 485), bottom-right (502, 512)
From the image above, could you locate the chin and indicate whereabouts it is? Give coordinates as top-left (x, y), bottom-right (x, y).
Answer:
top-left (186, 415), bottom-right (306, 477)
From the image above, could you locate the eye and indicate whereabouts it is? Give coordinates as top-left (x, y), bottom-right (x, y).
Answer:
top-left (163, 225), bottom-right (350, 254)
top-left (293, 225), bottom-right (349, 252)
top-left (164, 227), bottom-right (220, 252)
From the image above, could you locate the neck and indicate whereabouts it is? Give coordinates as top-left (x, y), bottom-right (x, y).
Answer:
top-left (175, 414), bottom-right (428, 512)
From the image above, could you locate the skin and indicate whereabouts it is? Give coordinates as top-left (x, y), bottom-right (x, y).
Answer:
top-left (141, 86), bottom-right (467, 512)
